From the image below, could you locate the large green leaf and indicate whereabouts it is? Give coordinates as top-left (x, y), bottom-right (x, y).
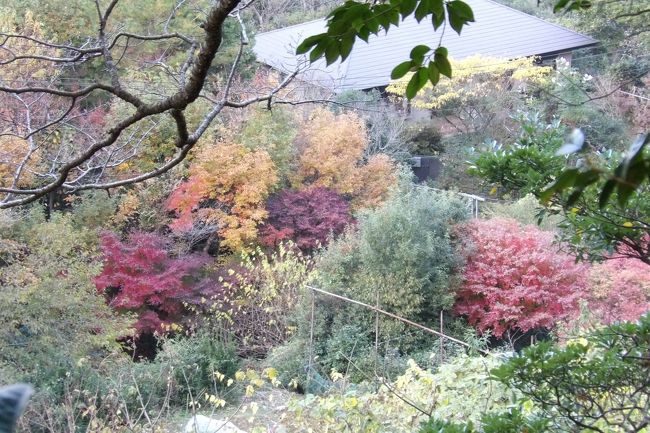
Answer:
top-left (405, 67), bottom-right (428, 99)
top-left (391, 60), bottom-right (414, 79)
top-left (434, 48), bottom-right (452, 78)
top-left (410, 44), bottom-right (431, 63)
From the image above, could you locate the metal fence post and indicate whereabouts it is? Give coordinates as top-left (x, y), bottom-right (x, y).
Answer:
top-left (439, 311), bottom-right (444, 365)
top-left (374, 290), bottom-right (380, 373)
top-left (307, 291), bottom-right (315, 388)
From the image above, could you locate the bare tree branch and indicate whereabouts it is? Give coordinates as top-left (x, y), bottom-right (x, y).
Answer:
top-left (0, 0), bottom-right (304, 208)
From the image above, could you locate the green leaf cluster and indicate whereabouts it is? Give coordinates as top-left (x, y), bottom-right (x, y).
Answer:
top-left (307, 182), bottom-right (468, 369)
top-left (0, 211), bottom-right (132, 392)
top-left (491, 314), bottom-right (650, 432)
top-left (469, 112), bottom-right (566, 196)
top-left (542, 134), bottom-right (650, 209)
top-left (419, 409), bottom-right (549, 433)
top-left (282, 354), bottom-right (512, 432)
top-left (418, 315), bottom-right (650, 433)
top-left (296, 0), bottom-right (474, 99)
top-left (317, 184), bottom-right (468, 321)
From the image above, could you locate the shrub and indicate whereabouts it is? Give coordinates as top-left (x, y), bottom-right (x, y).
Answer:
top-left (263, 337), bottom-right (311, 390)
top-left (469, 111), bottom-right (566, 197)
top-left (554, 184), bottom-right (650, 265)
top-left (260, 187), bottom-right (353, 252)
top-left (95, 231), bottom-right (212, 335)
top-left (0, 213), bottom-right (131, 394)
top-left (68, 190), bottom-right (121, 230)
top-left (281, 355), bottom-right (511, 433)
top-left (19, 332), bottom-right (240, 433)
top-left (153, 332), bottom-right (240, 401)
top-left (310, 185), bottom-right (468, 367)
top-left (454, 218), bottom-right (587, 338)
top-left (587, 257), bottom-right (650, 324)
top-left (199, 243), bottom-right (315, 357)
top-left (318, 186), bottom-right (468, 321)
top-left (419, 409), bottom-right (548, 433)
top-left (323, 323), bottom-right (374, 381)
top-left (481, 194), bottom-right (562, 232)
top-left (420, 317), bottom-right (650, 432)
top-left (491, 314), bottom-right (650, 433)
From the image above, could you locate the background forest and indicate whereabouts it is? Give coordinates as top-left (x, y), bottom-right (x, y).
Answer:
top-left (0, 0), bottom-right (648, 432)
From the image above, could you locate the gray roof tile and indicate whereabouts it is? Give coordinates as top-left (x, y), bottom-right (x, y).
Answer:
top-left (253, 0), bottom-right (598, 91)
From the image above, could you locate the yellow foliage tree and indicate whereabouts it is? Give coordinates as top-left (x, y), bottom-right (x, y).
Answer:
top-left (293, 108), bottom-right (397, 210)
top-left (167, 141), bottom-right (278, 253)
top-left (0, 9), bottom-right (55, 188)
top-left (388, 55), bottom-right (551, 110)
top-left (0, 136), bottom-right (43, 187)
top-left (0, 9), bottom-right (55, 81)
top-left (294, 108), bottom-right (367, 193)
top-left (353, 154), bottom-right (398, 209)
top-left (387, 55), bottom-right (552, 134)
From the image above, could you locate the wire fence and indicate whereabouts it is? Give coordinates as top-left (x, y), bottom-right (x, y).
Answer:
top-left (414, 184), bottom-right (486, 217)
top-left (301, 284), bottom-right (490, 392)
top-left (286, 185), bottom-right (488, 390)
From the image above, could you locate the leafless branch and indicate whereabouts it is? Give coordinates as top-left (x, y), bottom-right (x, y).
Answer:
top-left (614, 8), bottom-right (650, 19)
top-left (0, 0), bottom-right (306, 208)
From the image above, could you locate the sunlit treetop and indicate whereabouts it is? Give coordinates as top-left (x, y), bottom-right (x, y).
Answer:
top-left (387, 55), bottom-right (552, 109)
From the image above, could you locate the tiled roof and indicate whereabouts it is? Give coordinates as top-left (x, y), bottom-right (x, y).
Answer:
top-left (252, 0), bottom-right (598, 92)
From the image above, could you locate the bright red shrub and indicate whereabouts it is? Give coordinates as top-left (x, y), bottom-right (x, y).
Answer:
top-left (94, 232), bottom-right (212, 334)
top-left (454, 218), bottom-right (587, 337)
top-left (587, 257), bottom-right (650, 324)
top-left (259, 187), bottom-right (353, 251)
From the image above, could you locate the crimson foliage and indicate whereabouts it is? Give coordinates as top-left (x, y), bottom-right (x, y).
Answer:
top-left (95, 232), bottom-right (212, 335)
top-left (454, 218), bottom-right (586, 338)
top-left (260, 187), bottom-right (353, 251)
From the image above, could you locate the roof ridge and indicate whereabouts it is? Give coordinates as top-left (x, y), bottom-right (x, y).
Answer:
top-left (255, 18), bottom-right (325, 37)
top-left (253, 0), bottom-right (599, 91)
top-left (477, 0), bottom-right (598, 44)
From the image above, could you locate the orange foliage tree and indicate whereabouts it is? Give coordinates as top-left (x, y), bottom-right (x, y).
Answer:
top-left (293, 108), bottom-right (397, 210)
top-left (167, 140), bottom-right (278, 253)
top-left (354, 154), bottom-right (398, 209)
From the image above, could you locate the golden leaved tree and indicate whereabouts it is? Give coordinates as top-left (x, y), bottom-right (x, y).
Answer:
top-left (0, 9), bottom-right (52, 188)
top-left (0, 136), bottom-right (42, 188)
top-left (293, 108), bottom-right (397, 210)
top-left (167, 140), bottom-right (278, 253)
top-left (388, 55), bottom-right (552, 134)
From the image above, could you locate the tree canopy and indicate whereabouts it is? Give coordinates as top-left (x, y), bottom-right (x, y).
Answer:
top-left (0, 0), bottom-right (647, 210)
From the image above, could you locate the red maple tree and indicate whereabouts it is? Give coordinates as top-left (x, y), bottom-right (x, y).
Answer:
top-left (259, 187), bottom-right (353, 251)
top-left (454, 218), bottom-right (587, 337)
top-left (95, 232), bottom-right (213, 335)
